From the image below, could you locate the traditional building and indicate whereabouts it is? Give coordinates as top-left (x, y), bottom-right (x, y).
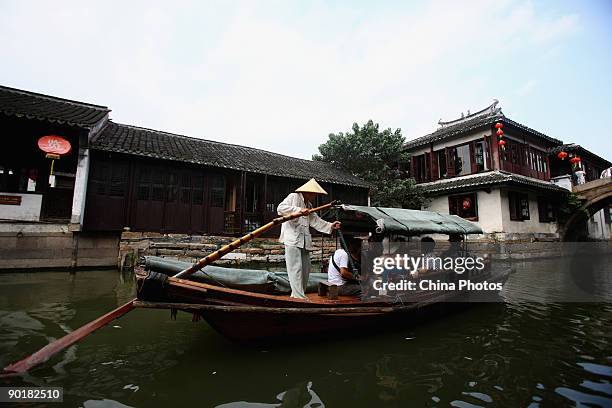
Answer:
top-left (85, 122), bottom-right (369, 236)
top-left (0, 85), bottom-right (368, 269)
top-left (0, 85), bottom-right (109, 226)
top-left (404, 101), bottom-right (611, 240)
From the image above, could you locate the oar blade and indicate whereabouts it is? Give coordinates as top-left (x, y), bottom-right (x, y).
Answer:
top-left (3, 299), bottom-right (136, 374)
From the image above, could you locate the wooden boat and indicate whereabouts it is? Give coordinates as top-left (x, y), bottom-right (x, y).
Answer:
top-left (134, 205), bottom-right (511, 342)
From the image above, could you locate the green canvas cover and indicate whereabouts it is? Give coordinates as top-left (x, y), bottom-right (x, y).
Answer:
top-left (144, 256), bottom-right (328, 294)
top-left (338, 205), bottom-right (483, 235)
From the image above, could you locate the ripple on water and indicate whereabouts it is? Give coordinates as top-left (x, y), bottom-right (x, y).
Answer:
top-left (555, 386), bottom-right (612, 407)
top-left (82, 399), bottom-right (135, 408)
top-left (578, 362), bottom-right (612, 377)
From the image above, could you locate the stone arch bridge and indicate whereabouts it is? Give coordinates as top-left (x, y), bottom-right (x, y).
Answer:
top-left (562, 177), bottom-right (612, 241)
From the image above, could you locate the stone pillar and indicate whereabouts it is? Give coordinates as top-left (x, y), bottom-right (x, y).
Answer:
top-left (69, 113), bottom-right (108, 231)
top-left (70, 147), bottom-right (90, 228)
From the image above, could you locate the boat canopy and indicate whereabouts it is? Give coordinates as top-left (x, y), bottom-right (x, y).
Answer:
top-left (335, 205), bottom-right (483, 236)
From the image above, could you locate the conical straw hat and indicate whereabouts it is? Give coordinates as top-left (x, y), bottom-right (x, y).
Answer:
top-left (295, 178), bottom-right (328, 195)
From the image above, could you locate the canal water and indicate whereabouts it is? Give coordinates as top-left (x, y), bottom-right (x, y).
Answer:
top-left (0, 259), bottom-right (611, 407)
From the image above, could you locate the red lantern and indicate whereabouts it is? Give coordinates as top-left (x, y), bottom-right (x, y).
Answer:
top-left (557, 151), bottom-right (568, 160)
top-left (496, 129), bottom-right (504, 136)
top-left (462, 197), bottom-right (472, 210)
top-left (569, 156), bottom-right (581, 165)
top-left (498, 139), bottom-right (506, 147)
top-left (38, 135), bottom-right (72, 156)
top-left (495, 122), bottom-right (503, 129)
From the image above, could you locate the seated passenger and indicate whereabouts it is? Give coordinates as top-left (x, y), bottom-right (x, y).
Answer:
top-left (327, 236), bottom-right (362, 296)
top-left (415, 236), bottom-right (439, 276)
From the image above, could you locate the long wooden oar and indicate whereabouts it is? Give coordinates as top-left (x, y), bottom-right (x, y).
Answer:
top-left (3, 200), bottom-right (337, 374)
top-left (3, 300), bottom-right (135, 374)
top-left (174, 200), bottom-right (337, 278)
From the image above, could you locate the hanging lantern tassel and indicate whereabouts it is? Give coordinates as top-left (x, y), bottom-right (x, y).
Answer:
top-left (45, 153), bottom-right (60, 187)
top-left (46, 153), bottom-right (60, 174)
top-left (498, 139), bottom-right (506, 150)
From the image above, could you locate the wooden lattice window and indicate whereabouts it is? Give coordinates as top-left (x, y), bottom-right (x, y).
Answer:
top-left (210, 175), bottom-right (225, 208)
top-left (151, 171), bottom-right (166, 201)
top-left (90, 161), bottom-right (128, 197)
top-left (509, 192), bottom-right (530, 221)
top-left (449, 193), bottom-right (478, 220)
top-left (537, 196), bottom-right (556, 222)
top-left (137, 168), bottom-right (151, 200)
top-left (192, 174), bottom-right (204, 205)
top-left (109, 163), bottom-right (128, 197)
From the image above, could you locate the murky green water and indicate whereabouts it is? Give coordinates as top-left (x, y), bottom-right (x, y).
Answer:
top-left (0, 259), bottom-right (611, 407)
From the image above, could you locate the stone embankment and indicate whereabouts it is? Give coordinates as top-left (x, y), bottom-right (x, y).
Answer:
top-left (119, 231), bottom-right (339, 270)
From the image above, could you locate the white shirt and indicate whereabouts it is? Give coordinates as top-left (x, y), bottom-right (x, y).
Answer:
top-left (277, 192), bottom-right (333, 250)
top-left (327, 249), bottom-right (349, 286)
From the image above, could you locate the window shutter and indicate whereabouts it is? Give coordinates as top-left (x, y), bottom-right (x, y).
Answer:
top-left (469, 142), bottom-right (478, 174)
top-left (431, 150), bottom-right (439, 181)
top-left (509, 192), bottom-right (518, 220)
top-left (446, 148), bottom-right (456, 177)
top-left (484, 137), bottom-right (492, 170)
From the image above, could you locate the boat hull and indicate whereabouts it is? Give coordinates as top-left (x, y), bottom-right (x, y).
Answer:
top-left (134, 267), bottom-right (511, 342)
top-left (197, 303), bottom-right (473, 342)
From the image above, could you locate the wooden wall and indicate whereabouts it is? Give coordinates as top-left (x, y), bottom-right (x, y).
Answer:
top-left (83, 151), bottom-right (368, 235)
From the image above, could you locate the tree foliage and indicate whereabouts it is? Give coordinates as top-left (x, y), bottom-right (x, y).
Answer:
top-left (313, 120), bottom-right (426, 209)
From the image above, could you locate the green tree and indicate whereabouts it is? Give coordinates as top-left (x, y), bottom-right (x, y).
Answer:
top-left (313, 120), bottom-right (426, 209)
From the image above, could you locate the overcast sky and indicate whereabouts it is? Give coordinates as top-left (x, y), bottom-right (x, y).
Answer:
top-left (1, 0), bottom-right (611, 160)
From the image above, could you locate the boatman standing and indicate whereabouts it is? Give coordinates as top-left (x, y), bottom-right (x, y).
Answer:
top-left (278, 178), bottom-right (341, 299)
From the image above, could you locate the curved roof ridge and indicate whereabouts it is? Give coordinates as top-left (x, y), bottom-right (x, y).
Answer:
top-left (438, 99), bottom-right (501, 128)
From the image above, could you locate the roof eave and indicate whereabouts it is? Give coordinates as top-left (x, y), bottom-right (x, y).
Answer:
top-left (0, 109), bottom-right (110, 130)
top-left (89, 145), bottom-right (370, 189)
top-left (421, 178), bottom-right (568, 196)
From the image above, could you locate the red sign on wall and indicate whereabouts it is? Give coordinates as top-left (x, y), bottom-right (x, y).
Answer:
top-left (37, 135), bottom-right (72, 156)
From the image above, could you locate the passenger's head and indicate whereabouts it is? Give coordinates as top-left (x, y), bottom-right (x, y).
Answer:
top-left (421, 237), bottom-right (435, 254)
top-left (448, 234), bottom-right (464, 249)
top-left (346, 236), bottom-right (362, 253)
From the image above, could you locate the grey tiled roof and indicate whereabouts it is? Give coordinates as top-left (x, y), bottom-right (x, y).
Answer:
top-left (91, 122), bottom-right (370, 188)
top-left (0, 85), bottom-right (109, 129)
top-left (405, 102), bottom-right (562, 150)
top-left (418, 171), bottom-right (568, 195)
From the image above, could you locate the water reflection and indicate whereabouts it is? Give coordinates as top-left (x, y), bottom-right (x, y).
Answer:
top-left (216, 381), bottom-right (324, 408)
top-left (0, 260), bottom-right (610, 407)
